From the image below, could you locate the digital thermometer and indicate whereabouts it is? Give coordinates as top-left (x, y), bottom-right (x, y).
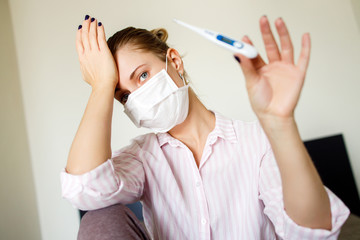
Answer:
top-left (173, 19), bottom-right (258, 59)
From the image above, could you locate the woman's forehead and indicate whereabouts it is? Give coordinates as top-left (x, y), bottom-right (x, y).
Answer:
top-left (116, 45), bottom-right (157, 61)
top-left (116, 49), bottom-right (159, 71)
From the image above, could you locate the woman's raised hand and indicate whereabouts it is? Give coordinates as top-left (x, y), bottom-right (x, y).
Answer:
top-left (234, 16), bottom-right (311, 122)
top-left (76, 15), bottom-right (118, 91)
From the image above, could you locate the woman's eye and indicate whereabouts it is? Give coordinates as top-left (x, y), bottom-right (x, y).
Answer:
top-left (121, 93), bottom-right (130, 104)
top-left (139, 72), bottom-right (148, 82)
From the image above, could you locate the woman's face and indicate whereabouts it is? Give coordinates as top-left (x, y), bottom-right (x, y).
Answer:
top-left (114, 44), bottom-right (184, 105)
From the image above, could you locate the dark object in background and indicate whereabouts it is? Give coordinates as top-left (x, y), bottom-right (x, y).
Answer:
top-left (79, 209), bottom-right (87, 220)
top-left (79, 202), bottom-right (143, 221)
top-left (80, 134), bottom-right (360, 220)
top-left (303, 134), bottom-right (360, 217)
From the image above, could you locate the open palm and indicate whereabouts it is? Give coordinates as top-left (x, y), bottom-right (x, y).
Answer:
top-left (235, 16), bottom-right (311, 120)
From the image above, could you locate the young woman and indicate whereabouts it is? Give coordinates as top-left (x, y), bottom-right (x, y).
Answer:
top-left (61, 15), bottom-right (349, 239)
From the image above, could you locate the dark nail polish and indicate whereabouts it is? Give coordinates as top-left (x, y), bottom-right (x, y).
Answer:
top-left (91, 17), bottom-right (95, 22)
top-left (98, 22), bottom-right (102, 27)
top-left (234, 56), bottom-right (241, 63)
top-left (78, 25), bottom-right (82, 30)
top-left (85, 15), bottom-right (89, 20)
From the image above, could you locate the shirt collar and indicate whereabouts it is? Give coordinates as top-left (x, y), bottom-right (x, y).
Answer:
top-left (210, 111), bottom-right (238, 144)
top-left (156, 111), bottom-right (238, 147)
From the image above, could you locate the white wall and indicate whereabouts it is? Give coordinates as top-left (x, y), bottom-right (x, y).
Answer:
top-left (0, 0), bottom-right (41, 239)
top-left (6, 0), bottom-right (360, 239)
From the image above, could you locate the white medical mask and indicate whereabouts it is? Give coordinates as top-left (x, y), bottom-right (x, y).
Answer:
top-left (124, 56), bottom-right (190, 133)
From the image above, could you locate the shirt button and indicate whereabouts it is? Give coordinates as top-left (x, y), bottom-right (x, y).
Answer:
top-left (201, 218), bottom-right (207, 225)
top-left (196, 181), bottom-right (201, 187)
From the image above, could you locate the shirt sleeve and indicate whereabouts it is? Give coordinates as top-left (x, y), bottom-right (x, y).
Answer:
top-left (258, 139), bottom-right (350, 239)
top-left (60, 141), bottom-right (145, 211)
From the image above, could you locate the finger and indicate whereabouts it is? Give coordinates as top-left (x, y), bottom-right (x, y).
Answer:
top-left (81, 15), bottom-right (91, 51)
top-left (89, 17), bottom-right (99, 51)
top-left (234, 53), bottom-right (257, 86)
top-left (297, 33), bottom-right (311, 73)
top-left (260, 15), bottom-right (281, 63)
top-left (97, 22), bottom-right (108, 51)
top-left (234, 40), bottom-right (258, 87)
top-left (242, 35), bottom-right (266, 70)
top-left (76, 25), bottom-right (84, 56)
top-left (275, 18), bottom-right (294, 63)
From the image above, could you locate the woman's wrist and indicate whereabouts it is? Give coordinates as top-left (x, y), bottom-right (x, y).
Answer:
top-left (92, 82), bottom-right (116, 95)
top-left (257, 113), bottom-right (298, 138)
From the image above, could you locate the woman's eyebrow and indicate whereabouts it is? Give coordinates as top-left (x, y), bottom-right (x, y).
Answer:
top-left (114, 64), bottom-right (147, 95)
top-left (114, 64), bottom-right (148, 95)
top-left (129, 64), bottom-right (146, 80)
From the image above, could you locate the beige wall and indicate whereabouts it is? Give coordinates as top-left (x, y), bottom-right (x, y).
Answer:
top-left (5, 0), bottom-right (360, 239)
top-left (0, 0), bottom-right (41, 239)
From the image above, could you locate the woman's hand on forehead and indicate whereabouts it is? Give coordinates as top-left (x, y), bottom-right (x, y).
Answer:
top-left (76, 15), bottom-right (119, 91)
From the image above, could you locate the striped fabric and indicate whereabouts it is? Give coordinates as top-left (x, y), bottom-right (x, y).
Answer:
top-left (61, 111), bottom-right (350, 240)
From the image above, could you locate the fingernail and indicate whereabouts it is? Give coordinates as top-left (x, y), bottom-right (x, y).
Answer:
top-left (234, 56), bottom-right (241, 63)
top-left (78, 25), bottom-right (82, 30)
top-left (98, 22), bottom-right (102, 27)
top-left (91, 17), bottom-right (95, 22)
top-left (85, 15), bottom-right (89, 20)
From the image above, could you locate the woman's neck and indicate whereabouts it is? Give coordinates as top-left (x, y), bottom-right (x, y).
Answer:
top-left (168, 88), bottom-right (216, 147)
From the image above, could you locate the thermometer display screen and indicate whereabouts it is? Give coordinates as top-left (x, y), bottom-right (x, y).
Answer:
top-left (217, 35), bottom-right (235, 45)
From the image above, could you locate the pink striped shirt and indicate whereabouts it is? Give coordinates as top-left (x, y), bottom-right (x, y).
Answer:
top-left (61, 111), bottom-right (350, 239)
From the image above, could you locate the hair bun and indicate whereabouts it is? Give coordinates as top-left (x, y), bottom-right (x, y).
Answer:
top-left (150, 28), bottom-right (168, 43)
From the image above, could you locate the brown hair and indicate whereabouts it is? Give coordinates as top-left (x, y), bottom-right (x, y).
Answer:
top-left (107, 27), bottom-right (169, 62)
top-left (107, 27), bottom-right (188, 80)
